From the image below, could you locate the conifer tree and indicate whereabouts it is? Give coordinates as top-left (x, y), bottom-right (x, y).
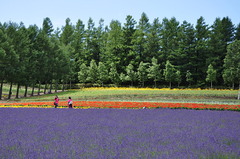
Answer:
top-left (131, 13), bottom-right (150, 64)
top-left (193, 17), bottom-right (210, 84)
top-left (104, 20), bottom-right (123, 68)
top-left (208, 17), bottom-right (234, 85)
top-left (122, 15), bottom-right (136, 68)
top-left (235, 23), bottom-right (240, 40)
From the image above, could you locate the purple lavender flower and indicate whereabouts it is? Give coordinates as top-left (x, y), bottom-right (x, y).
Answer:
top-left (0, 108), bottom-right (239, 158)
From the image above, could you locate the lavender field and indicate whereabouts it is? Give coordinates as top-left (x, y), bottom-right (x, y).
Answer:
top-left (0, 108), bottom-right (239, 159)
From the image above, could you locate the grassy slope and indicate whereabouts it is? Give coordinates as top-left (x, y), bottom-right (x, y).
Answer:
top-left (3, 87), bottom-right (239, 105)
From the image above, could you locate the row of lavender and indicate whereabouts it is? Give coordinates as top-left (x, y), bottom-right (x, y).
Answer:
top-left (0, 108), bottom-right (239, 158)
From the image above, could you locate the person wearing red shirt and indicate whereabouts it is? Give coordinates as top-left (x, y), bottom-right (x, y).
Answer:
top-left (67, 97), bottom-right (73, 108)
top-left (54, 96), bottom-right (59, 108)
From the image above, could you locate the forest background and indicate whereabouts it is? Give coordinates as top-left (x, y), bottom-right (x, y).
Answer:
top-left (0, 13), bottom-right (240, 99)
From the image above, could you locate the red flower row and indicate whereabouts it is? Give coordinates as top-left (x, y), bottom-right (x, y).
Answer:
top-left (1, 101), bottom-right (239, 110)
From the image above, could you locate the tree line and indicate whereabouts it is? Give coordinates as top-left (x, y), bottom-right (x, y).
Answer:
top-left (0, 13), bottom-right (240, 99)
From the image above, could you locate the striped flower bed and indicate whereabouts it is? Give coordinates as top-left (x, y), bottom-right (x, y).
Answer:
top-left (0, 101), bottom-right (239, 111)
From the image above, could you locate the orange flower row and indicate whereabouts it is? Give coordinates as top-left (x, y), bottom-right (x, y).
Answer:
top-left (0, 101), bottom-right (239, 111)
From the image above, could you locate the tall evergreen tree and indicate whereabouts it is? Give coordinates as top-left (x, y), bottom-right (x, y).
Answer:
top-left (177, 20), bottom-right (196, 80)
top-left (60, 18), bottom-right (74, 46)
top-left (208, 17), bottom-right (234, 85)
top-left (145, 18), bottom-right (162, 63)
top-left (7, 23), bottom-right (30, 98)
top-left (60, 18), bottom-right (75, 83)
top-left (193, 17), bottom-right (210, 84)
top-left (82, 18), bottom-right (100, 64)
top-left (42, 17), bottom-right (54, 36)
top-left (131, 13), bottom-right (150, 65)
top-left (96, 19), bottom-right (105, 63)
top-left (235, 23), bottom-right (240, 40)
top-left (72, 19), bottom-right (85, 79)
top-left (0, 25), bottom-right (17, 99)
top-left (104, 20), bottom-right (123, 68)
top-left (0, 29), bottom-right (6, 99)
top-left (161, 17), bottom-right (180, 66)
top-left (122, 15), bottom-right (137, 68)
top-left (27, 25), bottom-right (39, 96)
top-left (3, 23), bottom-right (21, 98)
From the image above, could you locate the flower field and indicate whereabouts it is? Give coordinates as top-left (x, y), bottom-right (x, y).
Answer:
top-left (0, 108), bottom-right (239, 158)
top-left (0, 101), bottom-right (239, 111)
top-left (12, 87), bottom-right (239, 104)
top-left (1, 88), bottom-right (240, 158)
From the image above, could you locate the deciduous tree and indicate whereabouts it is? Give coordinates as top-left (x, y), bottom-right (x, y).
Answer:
top-left (164, 60), bottom-right (177, 88)
top-left (206, 64), bottom-right (217, 88)
top-left (137, 61), bottom-right (149, 87)
top-left (148, 57), bottom-right (161, 87)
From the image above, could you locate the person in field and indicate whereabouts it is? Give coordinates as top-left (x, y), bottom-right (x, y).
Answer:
top-left (54, 95), bottom-right (59, 108)
top-left (67, 97), bottom-right (73, 108)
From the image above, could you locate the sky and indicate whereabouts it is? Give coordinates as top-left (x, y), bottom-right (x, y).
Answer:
top-left (1, 0), bottom-right (239, 29)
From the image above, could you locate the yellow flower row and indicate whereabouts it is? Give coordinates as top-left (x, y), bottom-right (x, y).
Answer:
top-left (72, 87), bottom-right (234, 91)
top-left (0, 105), bottom-right (93, 109)
top-left (0, 105), bottom-right (52, 108)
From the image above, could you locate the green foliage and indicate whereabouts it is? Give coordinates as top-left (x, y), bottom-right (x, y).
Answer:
top-left (60, 18), bottom-right (74, 46)
top-left (87, 60), bottom-right (98, 83)
top-left (161, 17), bottom-right (180, 64)
top-left (206, 64), bottom-right (217, 88)
top-left (186, 70), bottom-right (193, 87)
top-left (98, 62), bottom-right (108, 86)
top-left (104, 20), bottom-right (123, 68)
top-left (42, 17), bottom-right (54, 36)
top-left (148, 57), bottom-right (161, 87)
top-left (122, 15), bottom-right (136, 68)
top-left (223, 40), bottom-right (240, 89)
top-left (175, 70), bottom-right (181, 87)
top-left (109, 63), bottom-right (120, 85)
top-left (0, 14), bottom-right (240, 95)
top-left (164, 61), bottom-right (177, 88)
top-left (72, 19), bottom-right (85, 68)
top-left (78, 63), bottom-right (88, 83)
top-left (137, 62), bottom-right (149, 87)
top-left (119, 73), bottom-right (126, 84)
top-left (235, 23), bottom-right (240, 40)
top-left (208, 17), bottom-right (234, 84)
top-left (125, 63), bottom-right (137, 86)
